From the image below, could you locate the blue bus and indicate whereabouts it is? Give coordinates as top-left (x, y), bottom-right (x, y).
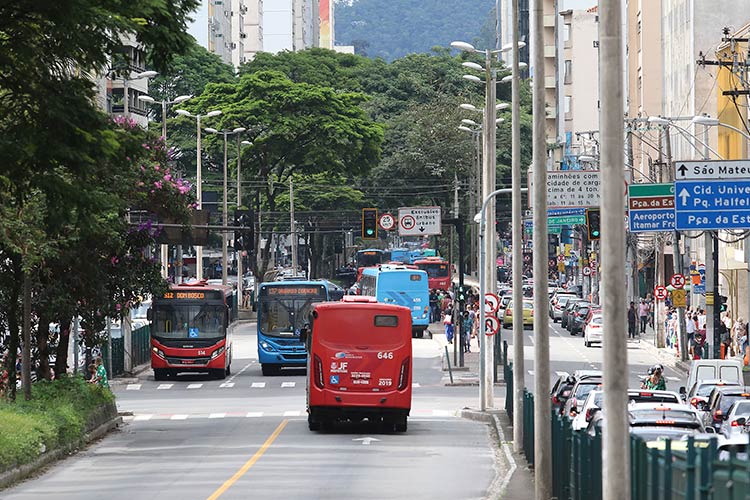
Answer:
top-left (388, 248), bottom-right (411, 263)
top-left (359, 265), bottom-right (430, 338)
top-left (256, 280), bottom-right (332, 375)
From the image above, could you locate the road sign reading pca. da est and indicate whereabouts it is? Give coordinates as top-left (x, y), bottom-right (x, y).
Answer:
top-left (627, 183), bottom-right (675, 233)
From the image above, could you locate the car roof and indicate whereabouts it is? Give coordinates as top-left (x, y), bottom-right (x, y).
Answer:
top-left (574, 369), bottom-right (603, 379)
top-left (710, 386), bottom-right (750, 396)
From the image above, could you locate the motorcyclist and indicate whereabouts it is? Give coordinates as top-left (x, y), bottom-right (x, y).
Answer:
top-left (641, 364), bottom-right (666, 391)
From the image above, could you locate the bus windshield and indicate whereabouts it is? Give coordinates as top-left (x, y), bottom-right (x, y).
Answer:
top-left (357, 250), bottom-right (383, 268)
top-left (153, 305), bottom-right (225, 340)
top-left (259, 297), bottom-right (325, 337)
top-left (418, 263), bottom-right (449, 278)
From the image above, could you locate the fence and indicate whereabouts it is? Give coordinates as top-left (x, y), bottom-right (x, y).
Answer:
top-left (500, 343), bottom-right (750, 499)
top-left (101, 325), bottom-right (151, 378)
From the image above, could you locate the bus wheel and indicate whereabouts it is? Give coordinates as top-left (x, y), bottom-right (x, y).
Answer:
top-left (261, 364), bottom-right (280, 376)
top-left (394, 416), bottom-right (408, 433)
top-left (308, 413), bottom-right (321, 431)
top-left (225, 364), bottom-right (231, 376)
top-left (154, 369), bottom-right (167, 381)
top-left (212, 368), bottom-right (226, 380)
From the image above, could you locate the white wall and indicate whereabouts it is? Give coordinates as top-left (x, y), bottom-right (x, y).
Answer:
top-left (264, 0), bottom-right (294, 53)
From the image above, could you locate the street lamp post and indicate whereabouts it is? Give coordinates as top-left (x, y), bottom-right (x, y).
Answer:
top-left (175, 109), bottom-right (222, 280)
top-left (204, 127), bottom-right (247, 286)
top-left (237, 139), bottom-right (252, 308)
top-left (139, 93), bottom-right (192, 281)
top-left (120, 70), bottom-right (157, 116)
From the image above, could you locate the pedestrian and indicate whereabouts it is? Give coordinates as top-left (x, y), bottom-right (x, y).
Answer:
top-left (444, 312), bottom-right (454, 344)
top-left (627, 301), bottom-right (637, 338)
top-left (462, 311), bottom-right (473, 353)
top-left (686, 310), bottom-right (696, 344)
top-left (733, 317), bottom-right (745, 358)
top-left (89, 357), bottom-right (109, 389)
top-left (690, 332), bottom-right (706, 360)
top-left (429, 289), bottom-right (439, 323)
top-left (641, 364), bottom-right (667, 391)
top-left (638, 298), bottom-right (649, 334)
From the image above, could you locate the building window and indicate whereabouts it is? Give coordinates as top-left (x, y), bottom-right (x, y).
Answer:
top-left (563, 24), bottom-right (570, 42)
top-left (564, 60), bottom-right (572, 84)
top-left (564, 95), bottom-right (571, 114)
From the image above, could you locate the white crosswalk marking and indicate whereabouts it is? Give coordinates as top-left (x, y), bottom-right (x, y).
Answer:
top-left (157, 384), bottom-right (173, 390)
top-left (431, 409), bottom-right (455, 417)
top-left (666, 376), bottom-right (680, 382)
top-left (281, 382), bottom-right (295, 388)
top-left (209, 413), bottom-right (226, 419)
top-left (187, 383), bottom-right (203, 390)
top-left (283, 410), bottom-right (302, 417)
top-left (246, 412), bottom-right (263, 418)
top-left (171, 414), bottom-right (188, 420)
top-left (219, 382), bottom-right (235, 388)
top-left (133, 414), bottom-right (153, 421)
top-left (251, 382), bottom-right (266, 388)
top-left (555, 371), bottom-right (568, 377)
top-left (126, 384), bottom-right (141, 391)
top-left (412, 383), bottom-right (421, 388)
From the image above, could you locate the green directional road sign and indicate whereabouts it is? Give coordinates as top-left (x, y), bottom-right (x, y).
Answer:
top-left (525, 222), bottom-right (563, 235)
top-left (548, 215), bottom-right (586, 226)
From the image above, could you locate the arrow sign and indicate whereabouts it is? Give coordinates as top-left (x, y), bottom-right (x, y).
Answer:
top-left (678, 188), bottom-right (690, 206)
top-left (677, 164), bottom-right (688, 178)
top-left (353, 437), bottom-right (381, 446)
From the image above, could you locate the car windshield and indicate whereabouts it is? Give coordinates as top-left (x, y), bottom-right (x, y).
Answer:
top-left (153, 305), bottom-right (225, 340)
top-left (629, 409), bottom-right (701, 428)
top-left (730, 400), bottom-right (750, 417)
top-left (721, 395), bottom-right (750, 414)
top-left (558, 296), bottom-right (572, 306)
top-left (698, 383), bottom-right (736, 397)
top-left (576, 382), bottom-right (601, 400)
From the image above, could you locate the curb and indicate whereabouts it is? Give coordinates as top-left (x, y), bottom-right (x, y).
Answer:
top-left (638, 339), bottom-right (689, 374)
top-left (461, 408), bottom-right (518, 499)
top-left (0, 412), bottom-right (122, 491)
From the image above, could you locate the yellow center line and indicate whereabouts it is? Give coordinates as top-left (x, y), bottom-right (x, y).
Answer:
top-left (207, 419), bottom-right (289, 500)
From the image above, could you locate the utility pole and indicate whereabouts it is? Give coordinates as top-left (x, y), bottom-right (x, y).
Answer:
top-left (654, 130), bottom-right (666, 347)
top-left (600, 1), bottom-right (630, 499)
top-left (510, 0), bottom-right (525, 455)
top-left (530, 0), bottom-right (551, 496)
top-left (290, 178), bottom-right (298, 273)
top-left (453, 173), bottom-right (460, 366)
top-left (196, 115), bottom-right (204, 279)
top-left (236, 136), bottom-right (243, 309)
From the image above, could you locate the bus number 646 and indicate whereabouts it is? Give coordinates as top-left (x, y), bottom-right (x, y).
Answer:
top-left (377, 351), bottom-right (393, 360)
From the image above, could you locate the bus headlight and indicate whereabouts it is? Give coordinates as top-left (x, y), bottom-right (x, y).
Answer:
top-left (260, 341), bottom-right (277, 352)
top-left (152, 347), bottom-right (165, 359)
top-left (210, 346), bottom-right (225, 359)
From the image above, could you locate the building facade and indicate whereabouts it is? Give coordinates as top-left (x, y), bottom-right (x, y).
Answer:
top-left (208, 0), bottom-right (234, 65)
top-left (243, 0), bottom-right (264, 61)
top-left (98, 34), bottom-right (152, 128)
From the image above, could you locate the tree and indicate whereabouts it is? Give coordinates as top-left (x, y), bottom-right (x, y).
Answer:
top-left (183, 70), bottom-right (384, 283)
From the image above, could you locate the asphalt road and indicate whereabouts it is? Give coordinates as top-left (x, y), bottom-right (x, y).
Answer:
top-left (1, 323), bottom-right (501, 500)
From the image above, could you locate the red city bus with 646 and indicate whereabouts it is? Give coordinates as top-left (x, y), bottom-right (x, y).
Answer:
top-left (149, 280), bottom-right (237, 380)
top-left (302, 297), bottom-right (413, 432)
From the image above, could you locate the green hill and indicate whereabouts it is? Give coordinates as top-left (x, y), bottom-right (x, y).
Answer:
top-left (334, 0), bottom-right (496, 61)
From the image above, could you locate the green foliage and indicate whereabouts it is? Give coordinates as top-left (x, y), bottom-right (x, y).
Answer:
top-left (335, 0), bottom-right (495, 61)
top-left (0, 375), bottom-right (114, 470)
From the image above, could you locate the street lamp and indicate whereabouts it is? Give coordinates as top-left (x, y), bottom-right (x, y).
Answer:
top-left (120, 70), bottom-right (158, 116)
top-left (236, 139), bottom-right (253, 309)
top-left (174, 108), bottom-right (222, 280)
top-left (204, 126), bottom-right (247, 286)
top-left (139, 94), bottom-right (192, 140)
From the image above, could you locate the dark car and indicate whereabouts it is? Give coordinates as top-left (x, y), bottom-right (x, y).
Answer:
top-left (568, 302), bottom-right (592, 336)
top-left (562, 373), bottom-right (603, 419)
top-left (561, 298), bottom-right (585, 329)
top-left (701, 386), bottom-right (750, 431)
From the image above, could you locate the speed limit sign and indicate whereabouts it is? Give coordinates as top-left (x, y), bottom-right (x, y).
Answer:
top-left (379, 213), bottom-right (395, 231)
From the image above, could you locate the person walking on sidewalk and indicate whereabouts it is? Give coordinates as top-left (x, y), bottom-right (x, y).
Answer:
top-left (462, 310), bottom-right (473, 353)
top-left (628, 301), bottom-right (637, 338)
top-left (444, 313), bottom-right (454, 344)
top-left (638, 299), bottom-right (649, 334)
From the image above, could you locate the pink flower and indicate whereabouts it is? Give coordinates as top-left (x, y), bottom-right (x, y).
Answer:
top-left (164, 174), bottom-right (172, 181)
top-left (154, 181), bottom-right (162, 189)
top-left (115, 304), bottom-right (122, 311)
top-left (154, 165), bottom-right (160, 171)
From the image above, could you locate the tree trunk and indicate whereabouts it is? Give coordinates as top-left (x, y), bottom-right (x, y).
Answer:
top-left (35, 312), bottom-right (51, 381)
top-left (22, 272), bottom-right (32, 400)
top-left (55, 318), bottom-right (71, 377)
top-left (6, 257), bottom-right (23, 401)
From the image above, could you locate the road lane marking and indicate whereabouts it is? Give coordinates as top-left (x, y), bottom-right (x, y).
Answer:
top-left (209, 413), bottom-right (226, 419)
top-left (157, 384), bottom-right (173, 390)
top-left (207, 419), bottom-right (289, 500)
top-left (226, 361), bottom-right (254, 384)
top-left (187, 383), bottom-right (203, 390)
top-left (412, 383), bottom-right (421, 388)
top-left (281, 382), bottom-right (295, 388)
top-left (171, 414), bottom-right (189, 420)
top-left (246, 412), bottom-right (263, 418)
top-left (219, 382), bottom-right (235, 388)
top-left (251, 382), bottom-right (266, 388)
top-left (126, 384), bottom-right (141, 391)
top-left (133, 414), bottom-right (153, 421)
top-left (283, 410), bottom-right (301, 417)
top-left (555, 371), bottom-right (568, 377)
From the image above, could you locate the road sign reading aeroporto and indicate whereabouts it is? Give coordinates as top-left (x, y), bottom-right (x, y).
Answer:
top-left (398, 206), bottom-right (442, 236)
top-left (675, 160), bottom-right (750, 180)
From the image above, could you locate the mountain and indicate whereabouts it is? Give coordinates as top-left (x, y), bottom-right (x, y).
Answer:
top-left (334, 0), bottom-right (496, 61)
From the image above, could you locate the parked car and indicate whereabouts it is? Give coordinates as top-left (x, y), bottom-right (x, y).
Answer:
top-left (700, 386), bottom-right (750, 431)
top-left (572, 390), bottom-right (604, 431)
top-left (551, 372), bottom-right (575, 414)
top-left (719, 400), bottom-right (750, 438)
top-left (627, 389), bottom-right (683, 405)
top-left (567, 302), bottom-right (592, 335)
top-left (503, 299), bottom-right (534, 328)
top-left (560, 298), bottom-right (585, 329)
top-left (584, 313), bottom-right (603, 347)
top-left (628, 403), bottom-right (709, 441)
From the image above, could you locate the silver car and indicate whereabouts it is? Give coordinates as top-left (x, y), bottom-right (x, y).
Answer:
top-left (720, 400), bottom-right (750, 438)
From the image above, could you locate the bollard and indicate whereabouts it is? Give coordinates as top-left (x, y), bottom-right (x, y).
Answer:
top-left (444, 345), bottom-right (453, 385)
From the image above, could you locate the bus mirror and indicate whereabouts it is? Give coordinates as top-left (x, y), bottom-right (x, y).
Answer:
top-left (146, 308), bottom-right (152, 321)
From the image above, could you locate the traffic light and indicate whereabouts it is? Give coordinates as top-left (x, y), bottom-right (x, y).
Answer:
top-left (233, 209), bottom-right (254, 251)
top-left (456, 285), bottom-right (467, 303)
top-left (718, 295), bottom-right (728, 313)
top-left (586, 208), bottom-right (601, 240)
top-left (362, 208), bottom-right (378, 240)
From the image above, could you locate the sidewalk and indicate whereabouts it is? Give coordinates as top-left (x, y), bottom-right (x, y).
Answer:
top-left (429, 320), bottom-right (499, 386)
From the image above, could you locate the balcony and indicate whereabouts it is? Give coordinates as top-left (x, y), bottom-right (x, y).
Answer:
top-left (545, 76), bottom-right (557, 89)
top-left (544, 45), bottom-right (556, 58)
top-left (544, 15), bottom-right (556, 27)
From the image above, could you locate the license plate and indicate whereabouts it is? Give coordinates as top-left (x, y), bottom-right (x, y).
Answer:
top-left (182, 359), bottom-right (195, 364)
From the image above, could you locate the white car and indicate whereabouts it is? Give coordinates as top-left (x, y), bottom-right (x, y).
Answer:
top-left (584, 313), bottom-right (603, 347)
top-left (571, 389), bottom-right (604, 431)
top-left (719, 399), bottom-right (750, 438)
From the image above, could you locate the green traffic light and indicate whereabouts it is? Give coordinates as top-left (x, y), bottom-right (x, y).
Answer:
top-left (366, 229), bottom-right (374, 235)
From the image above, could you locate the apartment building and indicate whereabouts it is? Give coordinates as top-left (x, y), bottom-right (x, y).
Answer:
top-left (98, 34), bottom-right (152, 128)
top-left (243, 0), bottom-right (263, 61)
top-left (208, 0), bottom-right (233, 64)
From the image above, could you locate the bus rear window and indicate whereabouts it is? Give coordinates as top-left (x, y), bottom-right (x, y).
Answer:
top-left (410, 274), bottom-right (422, 281)
top-left (375, 315), bottom-right (399, 327)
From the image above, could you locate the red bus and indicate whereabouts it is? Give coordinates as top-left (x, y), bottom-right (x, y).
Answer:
top-left (414, 256), bottom-right (451, 290)
top-left (302, 296), bottom-right (412, 432)
top-left (148, 280), bottom-right (237, 380)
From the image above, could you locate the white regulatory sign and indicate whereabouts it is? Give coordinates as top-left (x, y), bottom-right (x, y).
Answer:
top-left (379, 213), bottom-right (395, 231)
top-left (529, 170), bottom-right (601, 208)
top-left (675, 160), bottom-right (750, 180)
top-left (398, 206), bottom-right (442, 236)
top-left (484, 293), bottom-right (500, 314)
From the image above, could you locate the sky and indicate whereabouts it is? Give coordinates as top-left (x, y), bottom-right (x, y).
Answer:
top-left (188, 0), bottom-right (209, 48)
